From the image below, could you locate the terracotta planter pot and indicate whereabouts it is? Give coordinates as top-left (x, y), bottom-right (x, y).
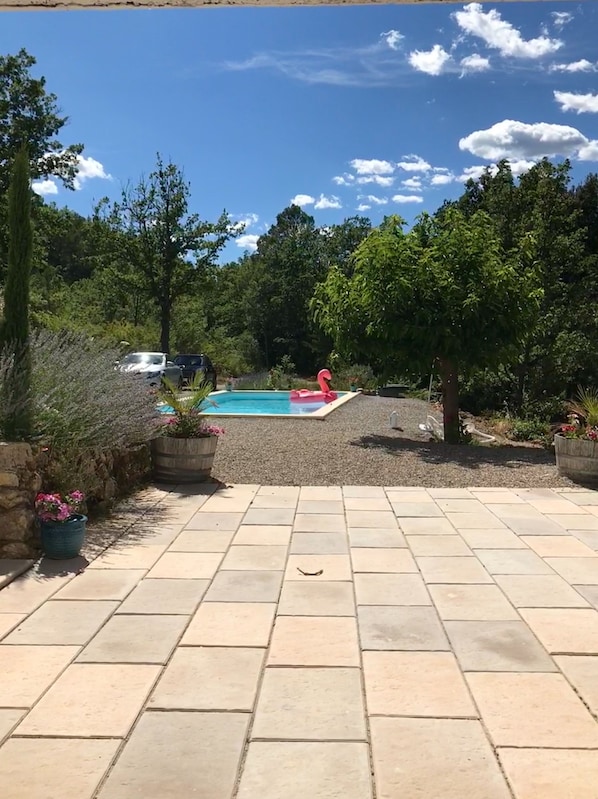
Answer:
top-left (151, 435), bottom-right (218, 483)
top-left (554, 433), bottom-right (598, 486)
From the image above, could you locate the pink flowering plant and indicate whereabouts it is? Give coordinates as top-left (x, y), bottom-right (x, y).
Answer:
top-left (559, 387), bottom-right (598, 442)
top-left (35, 490), bottom-right (85, 523)
top-left (158, 373), bottom-right (225, 440)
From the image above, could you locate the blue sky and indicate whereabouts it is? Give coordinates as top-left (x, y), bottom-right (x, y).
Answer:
top-left (2, 2), bottom-right (598, 261)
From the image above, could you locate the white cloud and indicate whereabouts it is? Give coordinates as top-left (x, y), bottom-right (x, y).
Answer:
top-left (551, 11), bottom-right (573, 29)
top-left (356, 175), bottom-right (395, 187)
top-left (391, 194), bottom-right (424, 204)
top-left (554, 91), bottom-right (598, 114)
top-left (314, 194), bottom-right (342, 210)
top-left (332, 173), bottom-right (355, 186)
top-left (290, 194), bottom-right (315, 207)
top-left (460, 53), bottom-right (491, 74)
top-left (357, 203), bottom-right (371, 211)
top-left (550, 60), bottom-right (597, 73)
top-left (362, 194), bottom-right (388, 205)
top-left (397, 155), bottom-right (432, 173)
top-left (579, 141), bottom-right (598, 161)
top-left (73, 155), bottom-right (111, 190)
top-left (431, 173), bottom-right (455, 185)
top-left (350, 158), bottom-right (395, 175)
top-left (236, 234), bottom-right (259, 252)
top-left (381, 29), bottom-right (404, 50)
top-left (234, 212), bottom-right (259, 228)
top-left (458, 165), bottom-right (493, 182)
top-left (453, 3), bottom-right (562, 59)
top-left (409, 44), bottom-right (452, 76)
top-left (459, 119), bottom-right (593, 161)
top-left (508, 159), bottom-right (537, 176)
top-left (32, 179), bottom-right (59, 196)
top-left (402, 177), bottom-right (423, 190)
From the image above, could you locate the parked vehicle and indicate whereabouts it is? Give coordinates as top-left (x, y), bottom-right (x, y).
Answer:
top-left (118, 352), bottom-right (183, 388)
top-left (173, 354), bottom-right (217, 390)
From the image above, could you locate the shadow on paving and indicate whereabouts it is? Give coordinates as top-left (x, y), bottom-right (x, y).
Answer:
top-left (351, 434), bottom-right (556, 471)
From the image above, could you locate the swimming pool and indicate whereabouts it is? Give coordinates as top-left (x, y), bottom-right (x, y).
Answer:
top-left (159, 390), bottom-right (356, 418)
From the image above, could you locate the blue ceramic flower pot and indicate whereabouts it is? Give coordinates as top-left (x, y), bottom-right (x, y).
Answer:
top-left (40, 514), bottom-right (87, 559)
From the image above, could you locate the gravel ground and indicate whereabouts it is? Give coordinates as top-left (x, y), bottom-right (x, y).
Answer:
top-left (211, 394), bottom-right (573, 488)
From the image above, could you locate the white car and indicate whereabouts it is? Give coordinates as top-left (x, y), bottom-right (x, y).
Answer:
top-left (118, 352), bottom-right (183, 387)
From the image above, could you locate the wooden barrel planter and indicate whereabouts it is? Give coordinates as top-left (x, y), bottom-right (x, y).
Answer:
top-left (151, 435), bottom-right (218, 483)
top-left (554, 434), bottom-right (598, 486)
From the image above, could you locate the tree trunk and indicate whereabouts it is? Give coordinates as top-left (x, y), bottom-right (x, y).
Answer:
top-left (439, 359), bottom-right (460, 444)
top-left (160, 301), bottom-right (171, 354)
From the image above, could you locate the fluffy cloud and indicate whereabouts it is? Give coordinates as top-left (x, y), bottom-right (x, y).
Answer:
top-left (74, 155), bottom-right (111, 190)
top-left (357, 203), bottom-right (371, 211)
top-left (381, 29), bottom-right (404, 50)
top-left (290, 194), bottom-right (315, 207)
top-left (453, 3), bottom-right (562, 59)
top-left (549, 60), bottom-right (597, 73)
top-left (458, 165), bottom-right (490, 182)
top-left (460, 53), bottom-right (491, 74)
top-left (409, 44), bottom-right (452, 76)
top-left (236, 234), bottom-right (260, 252)
top-left (32, 179), bottom-right (59, 196)
top-left (459, 119), bottom-right (597, 161)
top-left (551, 11), bottom-right (573, 29)
top-left (579, 141), bottom-right (598, 161)
top-left (397, 155), bottom-right (432, 173)
top-left (234, 212), bottom-right (259, 229)
top-left (430, 173), bottom-right (455, 186)
top-left (554, 91), bottom-right (598, 114)
top-left (314, 194), bottom-right (342, 210)
top-left (356, 175), bottom-right (394, 187)
top-left (402, 177), bottom-right (423, 190)
top-left (361, 194), bottom-right (388, 205)
top-left (350, 158), bottom-right (395, 175)
top-left (332, 174), bottom-right (355, 186)
top-left (391, 194), bottom-right (424, 204)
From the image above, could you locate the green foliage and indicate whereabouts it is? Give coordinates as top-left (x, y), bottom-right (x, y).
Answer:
top-left (568, 386), bottom-right (598, 428)
top-left (510, 417), bottom-right (551, 443)
top-left (157, 372), bottom-right (218, 438)
top-left (267, 356), bottom-right (296, 390)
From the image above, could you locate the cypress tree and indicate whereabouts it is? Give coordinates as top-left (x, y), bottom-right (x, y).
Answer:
top-left (2, 145), bottom-right (33, 439)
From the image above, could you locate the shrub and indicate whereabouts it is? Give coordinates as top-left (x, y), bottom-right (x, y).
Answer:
top-left (510, 417), bottom-right (551, 443)
top-left (267, 356), bottom-right (296, 390)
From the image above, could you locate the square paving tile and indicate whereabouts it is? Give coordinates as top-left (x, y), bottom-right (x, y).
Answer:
top-left (200, 496), bottom-right (254, 513)
top-left (459, 528), bottom-right (527, 549)
top-left (268, 616), bottom-right (360, 666)
top-left (544, 556), bottom-right (598, 583)
top-left (17, 663), bottom-right (160, 737)
top-left (0, 574), bottom-right (72, 613)
top-left (0, 709), bottom-right (23, 744)
top-left (146, 552), bottom-right (223, 579)
top-left (0, 644), bottom-right (79, 706)
top-left (371, 718), bottom-right (511, 799)
top-left (233, 525), bottom-right (293, 545)
top-left (445, 620), bottom-right (556, 672)
top-left (97, 711), bottom-right (249, 799)
top-left (117, 578), bottom-right (209, 614)
top-left (554, 655), bottom-right (598, 715)
top-left (290, 533), bottom-right (348, 554)
top-left (355, 574), bottom-right (431, 606)
top-left (347, 510), bottom-right (398, 529)
top-left (168, 530), bottom-right (235, 552)
top-left (252, 667), bottom-right (366, 741)
top-left (343, 486), bottom-right (387, 498)
top-left (364, 652), bottom-right (476, 717)
top-left (204, 571), bottom-right (283, 602)
top-left (474, 549), bottom-right (554, 575)
top-left (294, 514), bottom-right (346, 533)
top-left (495, 574), bottom-right (590, 607)
top-left (446, 512), bottom-right (506, 529)
top-left (185, 512), bottom-right (244, 530)
top-left (486, 504), bottom-right (545, 520)
top-left (548, 514), bottom-right (598, 530)
top-left (53, 569), bottom-right (145, 601)
top-left (182, 602), bottom-right (276, 647)
top-left (348, 529), bottom-right (407, 548)
top-left (469, 491), bottom-right (523, 504)
top-left (428, 488), bottom-right (474, 498)
top-left (4, 600), bottom-right (118, 645)
top-left (406, 535), bottom-right (472, 556)
top-left (391, 502), bottom-right (443, 518)
top-left (560, 491), bottom-right (598, 505)
top-left (436, 499), bottom-right (486, 513)
top-left (351, 548), bottom-right (417, 573)
top-left (285, 555), bottom-right (351, 581)
top-left (358, 606), bottom-right (448, 651)
top-left (344, 498), bottom-right (392, 512)
top-left (0, 612), bottom-right (26, 639)
top-left (150, 647), bottom-right (264, 710)
top-left (278, 581), bottom-right (355, 616)
top-left (576, 584), bottom-right (598, 608)
top-left (466, 672), bottom-right (598, 747)
top-left (236, 742), bottom-right (372, 799)
top-left (77, 614), bottom-right (188, 663)
top-left (572, 529), bottom-right (598, 549)
top-left (416, 556), bottom-right (493, 584)
top-left (244, 508), bottom-right (296, 526)
top-left (520, 608), bottom-right (598, 654)
top-left (250, 494), bottom-right (298, 509)
top-left (528, 499), bottom-right (589, 515)
top-left (521, 535), bottom-right (597, 557)
top-left (88, 544), bottom-right (167, 570)
top-left (296, 500), bottom-right (344, 515)
top-left (498, 748), bottom-right (598, 799)
top-left (0, 738), bottom-right (120, 799)
top-left (299, 487), bottom-right (344, 501)
top-left (221, 545), bottom-right (287, 571)
top-left (429, 584), bottom-right (519, 621)
top-left (397, 517), bottom-right (455, 535)
top-left (503, 517), bottom-right (569, 536)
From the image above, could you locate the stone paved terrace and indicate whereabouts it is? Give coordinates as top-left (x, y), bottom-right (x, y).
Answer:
top-left (1, 484), bottom-right (598, 799)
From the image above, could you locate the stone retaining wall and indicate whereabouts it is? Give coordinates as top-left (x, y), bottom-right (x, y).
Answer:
top-left (0, 441), bottom-right (152, 558)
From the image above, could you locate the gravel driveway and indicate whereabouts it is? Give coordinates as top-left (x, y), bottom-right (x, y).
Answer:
top-left (211, 394), bottom-right (572, 488)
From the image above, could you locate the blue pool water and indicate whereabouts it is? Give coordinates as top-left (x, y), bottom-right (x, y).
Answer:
top-left (160, 390), bottom-right (346, 416)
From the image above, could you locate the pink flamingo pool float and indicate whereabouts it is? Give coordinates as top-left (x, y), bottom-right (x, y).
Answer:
top-left (290, 369), bottom-right (338, 404)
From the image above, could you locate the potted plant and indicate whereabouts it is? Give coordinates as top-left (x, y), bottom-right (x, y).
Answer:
top-left (555, 387), bottom-right (598, 486)
top-left (35, 490), bottom-right (87, 559)
top-left (151, 374), bottom-right (224, 483)
top-left (349, 377), bottom-right (358, 392)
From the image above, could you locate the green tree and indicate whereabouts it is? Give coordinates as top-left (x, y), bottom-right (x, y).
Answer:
top-left (1, 146), bottom-right (33, 439)
top-left (102, 154), bottom-right (235, 353)
top-left (313, 210), bottom-right (541, 443)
